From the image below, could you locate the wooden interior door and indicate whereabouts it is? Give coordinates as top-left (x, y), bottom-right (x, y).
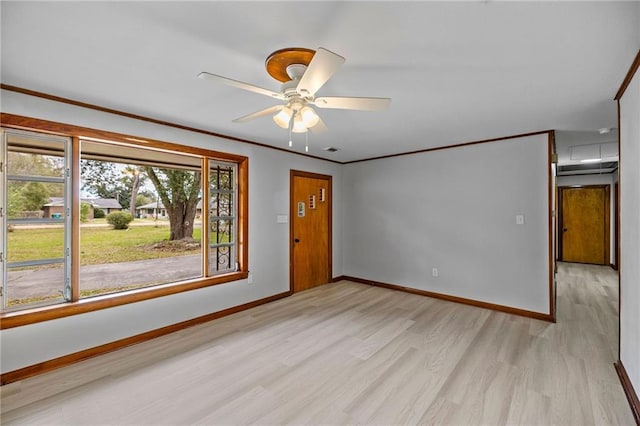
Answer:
top-left (560, 186), bottom-right (609, 265)
top-left (290, 171), bottom-right (332, 293)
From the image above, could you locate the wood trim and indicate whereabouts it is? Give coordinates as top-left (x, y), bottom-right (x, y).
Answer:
top-left (557, 187), bottom-right (564, 261)
top-left (342, 130), bottom-right (554, 164)
top-left (614, 182), bottom-right (619, 271)
top-left (341, 276), bottom-right (554, 322)
top-left (615, 49), bottom-right (640, 101)
top-left (1, 113), bottom-right (248, 163)
top-left (201, 158), bottom-right (210, 276)
top-left (70, 137), bottom-right (80, 302)
top-left (614, 360), bottom-right (640, 425)
top-left (238, 157), bottom-right (249, 273)
top-left (548, 131), bottom-right (556, 321)
top-left (605, 184), bottom-right (611, 266)
top-left (0, 290), bottom-right (291, 386)
top-left (289, 170), bottom-right (333, 293)
top-left (1, 271), bottom-right (248, 330)
top-left (617, 98), bottom-right (621, 362)
top-left (0, 84), bottom-right (341, 164)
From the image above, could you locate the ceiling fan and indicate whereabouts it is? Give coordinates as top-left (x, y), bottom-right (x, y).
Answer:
top-left (198, 47), bottom-right (391, 150)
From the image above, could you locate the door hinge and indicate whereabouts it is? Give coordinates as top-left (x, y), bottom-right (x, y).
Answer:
top-left (0, 207), bottom-right (3, 218)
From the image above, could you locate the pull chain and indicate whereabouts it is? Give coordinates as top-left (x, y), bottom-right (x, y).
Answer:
top-left (288, 111), bottom-right (295, 147)
top-left (305, 131), bottom-right (309, 152)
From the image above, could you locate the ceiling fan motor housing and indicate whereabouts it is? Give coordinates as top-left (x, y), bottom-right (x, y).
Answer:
top-left (286, 64), bottom-right (307, 81)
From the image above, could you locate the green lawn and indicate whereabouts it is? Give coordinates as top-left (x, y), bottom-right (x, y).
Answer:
top-left (8, 223), bottom-right (202, 265)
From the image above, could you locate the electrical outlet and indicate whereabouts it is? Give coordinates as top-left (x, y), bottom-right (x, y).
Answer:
top-left (432, 268), bottom-right (438, 277)
top-left (248, 274), bottom-right (253, 284)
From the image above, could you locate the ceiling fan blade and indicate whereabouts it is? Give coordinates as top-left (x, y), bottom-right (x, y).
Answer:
top-left (310, 116), bottom-right (328, 134)
top-left (296, 48), bottom-right (345, 97)
top-left (314, 96), bottom-right (391, 111)
top-left (232, 105), bottom-right (283, 123)
top-left (198, 72), bottom-right (284, 100)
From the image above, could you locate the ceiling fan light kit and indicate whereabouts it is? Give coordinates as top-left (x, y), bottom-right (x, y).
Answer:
top-left (198, 46), bottom-right (391, 151)
top-left (273, 107), bottom-right (293, 128)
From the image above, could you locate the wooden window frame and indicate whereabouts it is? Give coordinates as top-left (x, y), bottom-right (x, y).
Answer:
top-left (0, 113), bottom-right (249, 329)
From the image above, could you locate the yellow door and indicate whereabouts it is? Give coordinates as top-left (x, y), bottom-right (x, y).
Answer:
top-left (561, 186), bottom-right (609, 265)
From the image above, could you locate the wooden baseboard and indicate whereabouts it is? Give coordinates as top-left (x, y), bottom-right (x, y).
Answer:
top-left (0, 291), bottom-right (292, 386)
top-left (338, 275), bottom-right (554, 322)
top-left (615, 360), bottom-right (640, 425)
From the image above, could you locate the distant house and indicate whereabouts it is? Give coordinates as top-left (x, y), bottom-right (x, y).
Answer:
top-left (43, 197), bottom-right (122, 219)
top-left (89, 198), bottom-right (122, 215)
top-left (136, 201), bottom-right (168, 219)
top-left (136, 200), bottom-right (205, 219)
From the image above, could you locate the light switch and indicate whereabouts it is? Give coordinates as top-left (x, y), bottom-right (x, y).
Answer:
top-left (516, 214), bottom-right (525, 225)
top-left (277, 215), bottom-right (288, 224)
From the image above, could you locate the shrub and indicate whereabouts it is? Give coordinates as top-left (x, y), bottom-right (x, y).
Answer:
top-left (80, 202), bottom-right (91, 223)
top-left (93, 208), bottom-right (106, 219)
top-left (106, 211), bottom-right (133, 230)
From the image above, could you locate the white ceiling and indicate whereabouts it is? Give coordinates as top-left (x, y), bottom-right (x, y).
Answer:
top-left (1, 1), bottom-right (639, 163)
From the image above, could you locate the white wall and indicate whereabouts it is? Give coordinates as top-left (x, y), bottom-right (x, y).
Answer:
top-left (619, 63), bottom-right (640, 398)
top-left (0, 90), bottom-right (344, 373)
top-left (342, 134), bottom-right (550, 314)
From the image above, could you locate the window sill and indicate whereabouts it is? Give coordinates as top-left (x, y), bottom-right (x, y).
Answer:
top-left (0, 271), bottom-right (249, 329)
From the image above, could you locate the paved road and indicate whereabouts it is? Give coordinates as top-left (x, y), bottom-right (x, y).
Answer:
top-left (6, 254), bottom-right (201, 300)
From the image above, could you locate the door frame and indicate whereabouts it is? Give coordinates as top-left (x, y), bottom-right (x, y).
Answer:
top-left (289, 170), bottom-right (333, 293)
top-left (557, 184), bottom-right (610, 265)
top-left (614, 181), bottom-right (619, 270)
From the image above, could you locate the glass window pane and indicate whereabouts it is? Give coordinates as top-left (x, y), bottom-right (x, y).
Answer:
top-left (7, 182), bottom-right (65, 220)
top-left (3, 130), bottom-right (70, 312)
top-left (209, 162), bottom-right (237, 276)
top-left (7, 151), bottom-right (65, 178)
top-left (78, 146), bottom-right (203, 299)
top-left (6, 265), bottom-right (65, 309)
top-left (7, 225), bottom-right (65, 264)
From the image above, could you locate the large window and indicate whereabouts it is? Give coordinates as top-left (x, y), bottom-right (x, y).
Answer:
top-left (1, 118), bottom-right (248, 325)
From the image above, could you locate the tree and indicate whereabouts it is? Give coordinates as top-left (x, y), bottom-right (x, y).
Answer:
top-left (144, 167), bottom-right (201, 240)
top-left (81, 160), bottom-right (123, 203)
top-left (128, 167), bottom-right (141, 217)
top-left (7, 187), bottom-right (26, 219)
top-left (81, 161), bottom-right (148, 212)
top-left (80, 202), bottom-right (92, 222)
top-left (136, 194), bottom-right (154, 208)
top-left (7, 152), bottom-right (63, 204)
top-left (21, 182), bottom-right (49, 211)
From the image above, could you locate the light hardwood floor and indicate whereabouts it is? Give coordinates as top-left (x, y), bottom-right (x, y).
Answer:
top-left (0, 262), bottom-right (635, 425)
